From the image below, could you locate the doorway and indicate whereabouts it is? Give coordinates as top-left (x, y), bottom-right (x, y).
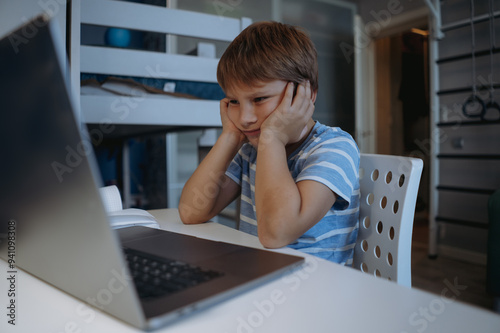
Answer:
top-left (374, 27), bottom-right (430, 243)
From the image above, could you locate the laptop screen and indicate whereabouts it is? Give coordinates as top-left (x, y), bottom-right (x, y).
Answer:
top-left (0, 16), bottom-right (147, 327)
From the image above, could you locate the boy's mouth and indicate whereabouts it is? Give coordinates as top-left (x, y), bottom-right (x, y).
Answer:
top-left (243, 129), bottom-right (261, 137)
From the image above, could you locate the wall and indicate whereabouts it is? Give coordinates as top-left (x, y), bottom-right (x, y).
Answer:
top-left (432, 0), bottom-right (500, 264)
top-left (355, 0), bottom-right (426, 24)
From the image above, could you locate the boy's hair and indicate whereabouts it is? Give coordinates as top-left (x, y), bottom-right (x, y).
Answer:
top-left (217, 21), bottom-right (318, 93)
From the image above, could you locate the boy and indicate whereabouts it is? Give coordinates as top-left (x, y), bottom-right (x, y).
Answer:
top-left (179, 21), bottom-right (359, 265)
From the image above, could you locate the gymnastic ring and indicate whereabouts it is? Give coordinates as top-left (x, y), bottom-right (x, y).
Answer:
top-left (462, 94), bottom-right (486, 119)
top-left (484, 99), bottom-right (500, 121)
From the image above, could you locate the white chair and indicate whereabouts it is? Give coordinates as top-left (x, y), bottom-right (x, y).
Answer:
top-left (353, 153), bottom-right (423, 287)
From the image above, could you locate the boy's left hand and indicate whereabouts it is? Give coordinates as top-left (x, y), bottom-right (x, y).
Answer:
top-left (260, 81), bottom-right (315, 146)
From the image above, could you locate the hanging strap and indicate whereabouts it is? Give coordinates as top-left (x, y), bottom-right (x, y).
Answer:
top-left (462, 0), bottom-right (487, 119)
top-left (485, 0), bottom-right (500, 121)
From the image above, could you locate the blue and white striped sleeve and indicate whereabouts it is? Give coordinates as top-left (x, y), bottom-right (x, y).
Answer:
top-left (225, 145), bottom-right (245, 186)
top-left (296, 133), bottom-right (360, 210)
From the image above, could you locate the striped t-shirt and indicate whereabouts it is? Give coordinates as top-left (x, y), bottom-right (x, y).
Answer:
top-left (225, 121), bottom-right (360, 265)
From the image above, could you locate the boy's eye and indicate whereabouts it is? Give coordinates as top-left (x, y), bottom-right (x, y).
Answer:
top-left (254, 97), bottom-right (267, 103)
top-left (228, 99), bottom-right (239, 105)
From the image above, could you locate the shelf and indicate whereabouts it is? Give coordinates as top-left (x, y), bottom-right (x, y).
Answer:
top-left (80, 94), bottom-right (222, 139)
top-left (437, 119), bottom-right (500, 126)
top-left (81, 46), bottom-right (220, 83)
top-left (437, 84), bottom-right (500, 95)
top-left (81, 0), bottom-right (241, 42)
top-left (437, 47), bottom-right (500, 64)
top-left (435, 216), bottom-right (488, 229)
top-left (441, 10), bottom-right (500, 32)
top-left (436, 185), bottom-right (496, 195)
top-left (437, 154), bottom-right (500, 159)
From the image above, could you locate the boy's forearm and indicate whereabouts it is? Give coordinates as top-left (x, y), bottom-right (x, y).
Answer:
top-left (179, 132), bottom-right (243, 224)
top-left (255, 137), bottom-right (303, 247)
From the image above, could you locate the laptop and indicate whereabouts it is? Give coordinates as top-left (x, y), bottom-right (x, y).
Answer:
top-left (0, 15), bottom-right (304, 330)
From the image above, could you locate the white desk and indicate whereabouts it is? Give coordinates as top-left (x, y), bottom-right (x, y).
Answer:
top-left (1, 208), bottom-right (500, 332)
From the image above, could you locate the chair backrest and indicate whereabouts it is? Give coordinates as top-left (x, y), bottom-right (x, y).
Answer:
top-left (353, 153), bottom-right (423, 287)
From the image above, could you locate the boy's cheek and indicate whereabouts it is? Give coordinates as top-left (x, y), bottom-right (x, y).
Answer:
top-left (227, 108), bottom-right (239, 123)
top-left (268, 100), bottom-right (283, 114)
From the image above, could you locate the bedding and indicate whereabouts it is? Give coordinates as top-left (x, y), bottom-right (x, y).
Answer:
top-left (81, 74), bottom-right (225, 101)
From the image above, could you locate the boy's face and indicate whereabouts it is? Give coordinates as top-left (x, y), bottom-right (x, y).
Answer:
top-left (225, 80), bottom-right (288, 148)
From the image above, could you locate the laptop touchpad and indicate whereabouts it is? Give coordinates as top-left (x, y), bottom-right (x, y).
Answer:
top-left (117, 226), bottom-right (241, 264)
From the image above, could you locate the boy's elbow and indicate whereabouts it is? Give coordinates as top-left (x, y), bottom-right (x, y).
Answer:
top-left (180, 215), bottom-right (200, 225)
top-left (257, 220), bottom-right (290, 249)
top-left (258, 233), bottom-right (289, 249)
top-left (259, 238), bottom-right (285, 249)
top-left (179, 211), bottom-right (196, 225)
top-left (178, 204), bottom-right (204, 225)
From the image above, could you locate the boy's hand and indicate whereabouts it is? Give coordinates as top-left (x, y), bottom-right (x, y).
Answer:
top-left (260, 81), bottom-right (314, 146)
top-left (220, 98), bottom-right (247, 145)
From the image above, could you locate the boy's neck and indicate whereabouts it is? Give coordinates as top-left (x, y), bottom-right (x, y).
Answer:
top-left (285, 119), bottom-right (316, 157)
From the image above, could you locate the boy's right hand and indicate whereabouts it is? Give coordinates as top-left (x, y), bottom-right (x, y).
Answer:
top-left (220, 98), bottom-right (247, 145)
top-left (260, 81), bottom-right (314, 147)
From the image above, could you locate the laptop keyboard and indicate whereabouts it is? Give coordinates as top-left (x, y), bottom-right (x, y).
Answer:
top-left (123, 248), bottom-right (223, 300)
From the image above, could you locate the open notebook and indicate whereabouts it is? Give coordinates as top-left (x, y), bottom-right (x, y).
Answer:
top-left (99, 185), bottom-right (160, 229)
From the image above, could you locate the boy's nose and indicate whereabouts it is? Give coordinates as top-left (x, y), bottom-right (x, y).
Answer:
top-left (239, 104), bottom-right (257, 126)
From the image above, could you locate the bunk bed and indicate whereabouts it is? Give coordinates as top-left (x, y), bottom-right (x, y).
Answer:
top-left (69, 0), bottom-right (251, 206)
